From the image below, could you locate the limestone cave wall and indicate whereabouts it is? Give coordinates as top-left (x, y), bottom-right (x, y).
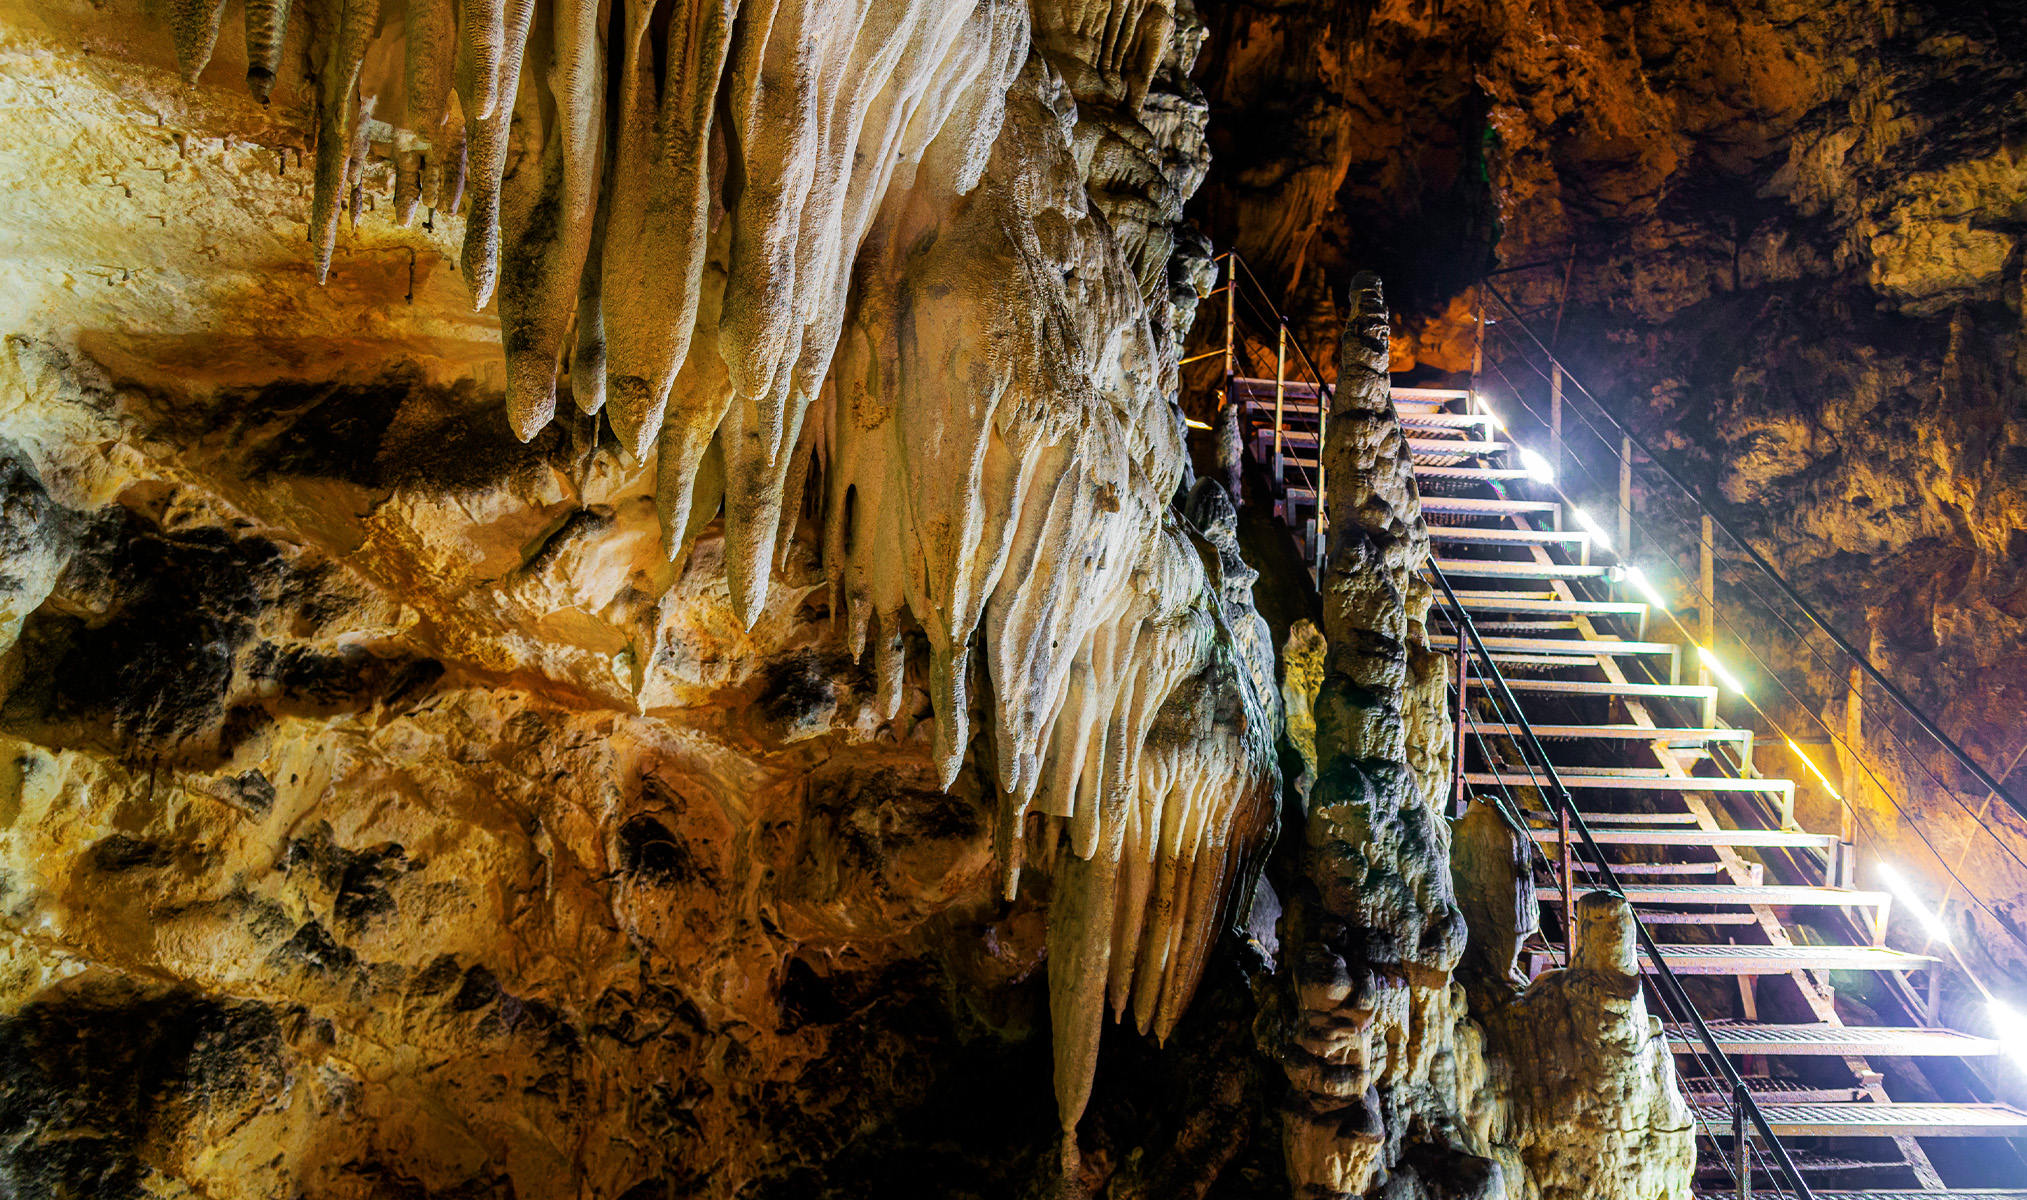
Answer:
top-left (0, 0), bottom-right (1703, 1196)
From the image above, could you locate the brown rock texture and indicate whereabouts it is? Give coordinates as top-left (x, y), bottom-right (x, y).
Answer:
top-left (0, 0), bottom-right (1722, 1195)
top-left (1190, 0), bottom-right (2027, 1065)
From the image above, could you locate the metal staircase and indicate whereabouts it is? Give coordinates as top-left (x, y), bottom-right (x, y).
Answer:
top-left (1203, 251), bottom-right (2027, 1196)
top-left (1389, 387), bottom-right (2025, 1194)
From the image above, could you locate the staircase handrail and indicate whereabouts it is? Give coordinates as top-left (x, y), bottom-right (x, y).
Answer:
top-left (1429, 557), bottom-right (1819, 1200)
top-left (1479, 278), bottom-right (2027, 831)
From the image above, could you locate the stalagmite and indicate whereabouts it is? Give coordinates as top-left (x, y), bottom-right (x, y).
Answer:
top-left (243, 0), bottom-right (293, 102)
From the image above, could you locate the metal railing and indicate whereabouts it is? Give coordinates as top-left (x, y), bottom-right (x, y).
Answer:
top-left (1429, 558), bottom-right (1820, 1200)
top-left (1479, 279), bottom-right (2027, 831)
top-left (1475, 277), bottom-right (2027, 1003)
top-left (1193, 251), bottom-right (1341, 576)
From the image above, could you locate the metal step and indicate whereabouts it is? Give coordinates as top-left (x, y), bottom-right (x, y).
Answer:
top-left (1399, 412), bottom-right (1497, 430)
top-left (1392, 387), bottom-right (1473, 401)
top-left (1434, 635), bottom-right (1676, 657)
top-left (1232, 377), bottom-right (1323, 400)
top-left (1467, 723), bottom-right (1751, 745)
top-left (1465, 678), bottom-right (1717, 701)
top-left (1415, 465), bottom-right (1536, 482)
top-left (1531, 827), bottom-right (1838, 849)
top-left (1437, 592), bottom-right (1637, 613)
top-left (1644, 943), bottom-right (1937, 975)
top-left (1542, 885), bottom-right (1889, 909)
top-left (1734, 1192), bottom-right (2027, 1199)
top-left (1409, 438), bottom-right (1510, 456)
top-left (1477, 770), bottom-right (1787, 793)
top-left (1695, 1101), bottom-right (2027, 1137)
top-left (1666, 1023), bottom-right (2001, 1057)
top-left (1523, 810), bottom-right (1703, 824)
top-left (1431, 558), bottom-right (1609, 580)
top-left (1419, 496), bottom-right (1561, 517)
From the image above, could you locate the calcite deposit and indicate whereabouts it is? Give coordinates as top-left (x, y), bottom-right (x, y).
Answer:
top-left (0, 0), bottom-right (1716, 1194)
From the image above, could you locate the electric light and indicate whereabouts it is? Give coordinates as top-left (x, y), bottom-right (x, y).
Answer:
top-left (1624, 566), bottom-right (1671, 613)
top-left (1183, 417), bottom-right (1211, 430)
top-left (1569, 505), bottom-right (1612, 553)
top-left (1785, 738), bottom-right (1844, 801)
top-left (1518, 446), bottom-right (1555, 484)
top-left (1877, 861), bottom-right (1952, 945)
top-left (1989, 999), bottom-right (2027, 1069)
top-left (1700, 647), bottom-right (1746, 694)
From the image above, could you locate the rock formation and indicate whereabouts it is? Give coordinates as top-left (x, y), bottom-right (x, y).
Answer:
top-left (0, 0), bottom-right (1719, 1194)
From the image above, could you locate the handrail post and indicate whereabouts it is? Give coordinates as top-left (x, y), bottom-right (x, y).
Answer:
top-left (1273, 322), bottom-right (1287, 504)
top-left (1470, 287), bottom-right (1486, 402)
top-left (1550, 361), bottom-right (1564, 483)
top-left (1453, 647), bottom-right (1469, 818)
top-left (1734, 1084), bottom-right (1751, 1200)
top-left (1700, 514), bottom-right (1716, 687)
top-left (1314, 352), bottom-right (1327, 578)
top-left (1618, 435), bottom-right (1632, 560)
top-left (1559, 803), bottom-right (1573, 956)
top-left (1222, 252), bottom-right (1236, 409)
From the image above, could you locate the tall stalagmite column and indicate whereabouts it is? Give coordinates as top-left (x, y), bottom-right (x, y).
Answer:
top-left (1257, 273), bottom-right (1495, 1198)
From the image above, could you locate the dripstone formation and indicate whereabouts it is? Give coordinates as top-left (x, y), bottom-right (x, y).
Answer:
top-left (0, 0), bottom-right (1694, 1195)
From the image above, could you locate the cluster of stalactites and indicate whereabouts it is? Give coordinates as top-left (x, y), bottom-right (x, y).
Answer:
top-left (815, 56), bottom-right (1278, 1130)
top-left (160, 0), bottom-right (1277, 1138)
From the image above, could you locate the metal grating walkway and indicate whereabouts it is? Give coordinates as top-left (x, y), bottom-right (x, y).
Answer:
top-left (1666, 1024), bottom-right (2002, 1057)
top-left (1693, 1103), bottom-right (2027, 1138)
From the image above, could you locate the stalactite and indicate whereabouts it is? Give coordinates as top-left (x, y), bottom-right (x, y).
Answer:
top-left (396, 0), bottom-right (459, 225)
top-left (308, 0), bottom-right (380, 282)
top-left (496, 0), bottom-right (605, 439)
top-left (244, 0), bottom-right (293, 101)
top-left (169, 0), bottom-right (229, 84)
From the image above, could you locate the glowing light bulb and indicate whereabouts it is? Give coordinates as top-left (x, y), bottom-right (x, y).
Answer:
top-left (1183, 417), bottom-right (1211, 430)
top-left (1785, 738), bottom-right (1843, 801)
top-left (1569, 505), bottom-right (1612, 553)
top-left (1877, 861), bottom-right (1952, 946)
top-left (1625, 566), bottom-right (1671, 613)
top-left (1989, 999), bottom-right (2027, 1069)
top-left (1518, 446), bottom-right (1555, 484)
top-left (1701, 647), bottom-right (1746, 695)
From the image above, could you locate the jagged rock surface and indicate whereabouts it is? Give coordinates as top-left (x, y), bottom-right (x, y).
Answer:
top-left (0, 0), bottom-right (1723, 1194)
